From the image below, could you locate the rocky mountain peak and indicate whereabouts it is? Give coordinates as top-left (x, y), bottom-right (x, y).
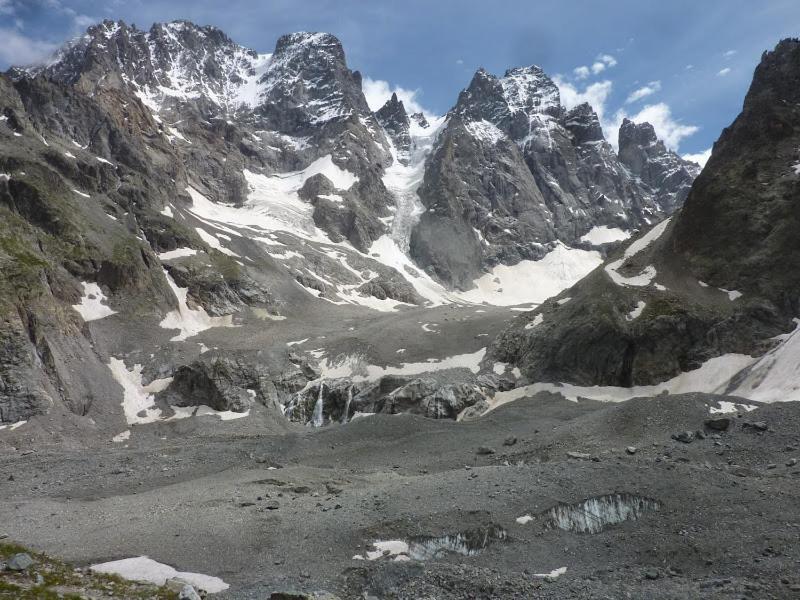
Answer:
top-left (499, 65), bottom-right (561, 118)
top-left (618, 117), bottom-right (700, 212)
top-left (409, 112), bottom-right (429, 128)
top-left (564, 102), bottom-right (605, 144)
top-left (745, 38), bottom-right (800, 108)
top-left (256, 30), bottom-right (373, 132)
top-left (669, 37), bottom-right (800, 301)
top-left (18, 19), bottom-right (268, 115)
top-left (618, 118), bottom-right (660, 150)
top-left (375, 92), bottom-right (411, 157)
top-left (451, 65), bottom-right (563, 143)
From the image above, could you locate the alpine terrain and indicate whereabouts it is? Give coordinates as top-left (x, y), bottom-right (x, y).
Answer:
top-left (0, 18), bottom-right (798, 600)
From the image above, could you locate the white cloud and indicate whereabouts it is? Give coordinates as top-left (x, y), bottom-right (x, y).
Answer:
top-left (723, 49), bottom-right (737, 58)
top-left (554, 76), bottom-right (614, 127)
top-left (597, 54), bottom-right (617, 67)
top-left (682, 148), bottom-right (712, 167)
top-left (0, 27), bottom-right (58, 66)
top-left (591, 61), bottom-right (607, 75)
top-left (0, 0), bottom-right (15, 14)
top-left (455, 58), bottom-right (464, 65)
top-left (73, 14), bottom-right (96, 29)
top-left (362, 77), bottom-right (434, 117)
top-left (625, 80), bottom-right (661, 104)
top-left (718, 68), bottom-right (731, 76)
top-left (573, 65), bottom-right (590, 79)
top-left (613, 103), bottom-right (699, 151)
top-left (556, 60), bottom-right (697, 152)
top-left (591, 53), bottom-right (617, 75)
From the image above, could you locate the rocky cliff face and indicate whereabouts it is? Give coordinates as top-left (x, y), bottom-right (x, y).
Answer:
top-left (492, 38), bottom-right (800, 387)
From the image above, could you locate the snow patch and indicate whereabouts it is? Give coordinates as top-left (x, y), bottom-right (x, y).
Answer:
top-left (709, 401), bottom-right (757, 414)
top-left (90, 556), bottom-right (228, 593)
top-left (580, 226), bottom-right (630, 245)
top-left (107, 358), bottom-right (172, 425)
top-left (158, 247), bottom-right (197, 260)
top-left (112, 430), bottom-right (131, 442)
top-left (516, 515), bottom-right (533, 525)
top-left (159, 271), bottom-right (234, 341)
top-left (72, 282), bottom-right (117, 321)
top-left (317, 348), bottom-right (487, 383)
top-left (605, 218), bottom-right (670, 288)
top-left (457, 243), bottom-right (602, 306)
top-left (626, 301), bottom-right (646, 321)
top-left (465, 119), bottom-right (506, 144)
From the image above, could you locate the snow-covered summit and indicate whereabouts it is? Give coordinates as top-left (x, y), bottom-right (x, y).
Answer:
top-left (15, 21), bottom-right (371, 125)
top-left (19, 20), bottom-right (271, 114)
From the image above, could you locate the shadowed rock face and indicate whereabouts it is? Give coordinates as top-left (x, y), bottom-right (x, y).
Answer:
top-left (669, 38), bottom-right (800, 308)
top-left (492, 38), bottom-right (800, 387)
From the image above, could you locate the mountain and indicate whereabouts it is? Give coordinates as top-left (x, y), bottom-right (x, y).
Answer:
top-left (0, 19), bottom-right (698, 436)
top-left (409, 66), bottom-right (699, 288)
top-left (618, 118), bottom-right (700, 212)
top-left (2, 20), bottom-right (799, 600)
top-left (492, 38), bottom-right (800, 399)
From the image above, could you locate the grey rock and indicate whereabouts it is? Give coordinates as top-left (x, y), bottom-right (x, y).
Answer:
top-left (476, 446), bottom-right (496, 455)
top-left (705, 417), bottom-right (731, 431)
top-left (566, 451), bottom-right (592, 460)
top-left (179, 585), bottom-right (202, 600)
top-left (7, 553), bottom-right (34, 571)
top-left (743, 421), bottom-right (768, 432)
top-left (672, 431), bottom-right (695, 444)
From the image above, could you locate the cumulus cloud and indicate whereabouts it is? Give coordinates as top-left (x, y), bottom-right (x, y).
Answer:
top-left (554, 76), bottom-right (614, 126)
top-left (614, 103), bottom-right (699, 151)
top-left (362, 77), bottom-right (433, 117)
top-left (556, 75), bottom-right (697, 152)
top-left (597, 54), bottom-right (617, 67)
top-left (573, 65), bottom-right (590, 79)
top-left (572, 54), bottom-right (616, 79)
top-left (682, 148), bottom-right (712, 167)
top-left (0, 27), bottom-right (58, 66)
top-left (718, 67), bottom-right (731, 76)
top-left (625, 80), bottom-right (661, 104)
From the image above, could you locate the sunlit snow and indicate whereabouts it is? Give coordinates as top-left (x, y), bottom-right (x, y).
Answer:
top-left (72, 282), bottom-right (117, 321)
top-left (90, 556), bottom-right (229, 593)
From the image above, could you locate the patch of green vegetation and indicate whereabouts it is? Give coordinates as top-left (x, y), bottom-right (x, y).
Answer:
top-left (0, 542), bottom-right (178, 600)
top-left (210, 249), bottom-right (242, 281)
top-left (639, 296), bottom-right (685, 320)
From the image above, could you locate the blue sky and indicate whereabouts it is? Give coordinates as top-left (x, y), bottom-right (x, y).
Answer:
top-left (1, 0), bottom-right (798, 159)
